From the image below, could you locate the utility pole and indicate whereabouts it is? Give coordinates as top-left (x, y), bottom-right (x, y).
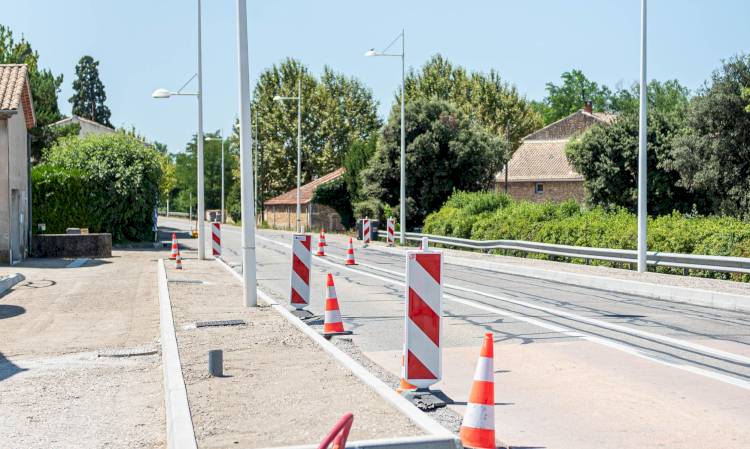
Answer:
top-left (637, 0), bottom-right (648, 273)
top-left (236, 0), bottom-right (257, 306)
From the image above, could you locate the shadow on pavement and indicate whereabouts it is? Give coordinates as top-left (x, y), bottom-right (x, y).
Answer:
top-left (0, 352), bottom-right (27, 382)
top-left (0, 304), bottom-right (25, 319)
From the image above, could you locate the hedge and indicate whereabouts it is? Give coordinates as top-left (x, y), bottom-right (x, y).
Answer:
top-left (423, 191), bottom-right (750, 280)
top-left (35, 133), bottom-right (162, 242)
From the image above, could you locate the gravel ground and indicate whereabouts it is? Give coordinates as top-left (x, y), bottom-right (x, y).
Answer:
top-left (166, 257), bottom-right (423, 448)
top-left (0, 250), bottom-right (165, 449)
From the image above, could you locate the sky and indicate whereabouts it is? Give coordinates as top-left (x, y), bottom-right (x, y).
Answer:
top-left (3, 0), bottom-right (749, 153)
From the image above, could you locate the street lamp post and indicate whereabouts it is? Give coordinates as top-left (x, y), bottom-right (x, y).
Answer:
top-left (637, 0), bottom-right (648, 272)
top-left (206, 132), bottom-right (225, 223)
top-left (152, 0), bottom-right (206, 260)
top-left (236, 0), bottom-right (257, 306)
top-left (273, 78), bottom-right (303, 232)
top-left (365, 30), bottom-right (406, 244)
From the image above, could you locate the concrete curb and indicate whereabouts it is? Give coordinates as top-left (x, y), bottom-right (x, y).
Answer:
top-left (157, 259), bottom-right (198, 449)
top-left (214, 257), bottom-right (461, 447)
top-left (367, 241), bottom-right (750, 314)
top-left (257, 435), bottom-right (463, 449)
top-left (0, 273), bottom-right (25, 296)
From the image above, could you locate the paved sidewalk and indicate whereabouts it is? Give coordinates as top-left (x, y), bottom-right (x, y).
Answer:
top-left (165, 254), bottom-right (422, 448)
top-left (0, 251), bottom-right (165, 449)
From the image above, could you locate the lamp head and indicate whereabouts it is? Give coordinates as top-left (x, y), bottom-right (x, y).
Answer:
top-left (273, 95), bottom-right (283, 101)
top-left (152, 88), bottom-right (171, 99)
top-left (364, 49), bottom-right (379, 57)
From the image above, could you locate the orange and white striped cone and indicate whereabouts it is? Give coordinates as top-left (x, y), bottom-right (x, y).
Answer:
top-left (316, 235), bottom-right (326, 256)
top-left (322, 274), bottom-right (352, 337)
top-left (175, 250), bottom-right (183, 270)
top-left (459, 333), bottom-right (496, 449)
top-left (170, 232), bottom-right (179, 259)
top-left (396, 344), bottom-right (417, 393)
top-left (345, 238), bottom-right (357, 265)
top-left (320, 229), bottom-right (327, 246)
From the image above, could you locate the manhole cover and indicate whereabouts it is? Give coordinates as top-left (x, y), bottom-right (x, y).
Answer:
top-left (168, 279), bottom-right (206, 285)
top-left (196, 319), bottom-right (246, 328)
top-left (98, 346), bottom-right (158, 358)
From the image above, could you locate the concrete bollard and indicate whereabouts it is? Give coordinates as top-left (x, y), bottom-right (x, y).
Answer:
top-left (208, 349), bottom-right (223, 377)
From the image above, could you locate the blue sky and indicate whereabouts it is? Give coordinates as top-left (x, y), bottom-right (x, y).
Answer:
top-left (3, 0), bottom-right (749, 153)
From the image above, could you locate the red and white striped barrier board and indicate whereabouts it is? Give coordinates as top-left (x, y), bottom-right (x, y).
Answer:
top-left (386, 217), bottom-right (395, 246)
top-left (211, 222), bottom-right (221, 256)
top-left (404, 250), bottom-right (443, 388)
top-left (363, 218), bottom-right (371, 247)
top-left (290, 234), bottom-right (312, 309)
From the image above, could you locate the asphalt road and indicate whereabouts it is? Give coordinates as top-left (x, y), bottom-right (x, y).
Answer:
top-left (161, 217), bottom-right (750, 449)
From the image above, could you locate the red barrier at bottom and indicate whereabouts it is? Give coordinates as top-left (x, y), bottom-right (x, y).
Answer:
top-left (318, 412), bottom-right (354, 449)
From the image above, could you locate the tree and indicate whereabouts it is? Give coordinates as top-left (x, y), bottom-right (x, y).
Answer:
top-left (69, 55), bottom-right (112, 127)
top-left (0, 24), bottom-right (64, 161)
top-left (567, 109), bottom-right (703, 216)
top-left (342, 136), bottom-right (377, 204)
top-left (360, 99), bottom-right (508, 226)
top-left (43, 133), bottom-right (163, 241)
top-left (238, 58), bottom-right (380, 215)
top-left (668, 55), bottom-right (750, 218)
top-left (608, 79), bottom-right (691, 118)
top-left (538, 69), bottom-right (612, 124)
top-left (404, 54), bottom-right (541, 149)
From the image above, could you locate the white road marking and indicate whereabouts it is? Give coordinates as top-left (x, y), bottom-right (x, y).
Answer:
top-left (254, 233), bottom-right (750, 391)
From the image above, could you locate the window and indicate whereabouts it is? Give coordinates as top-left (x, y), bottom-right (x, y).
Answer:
top-left (535, 183), bottom-right (544, 194)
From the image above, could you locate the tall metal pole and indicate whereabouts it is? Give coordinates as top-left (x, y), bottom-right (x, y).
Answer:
top-left (253, 110), bottom-right (258, 220)
top-left (196, 0), bottom-right (206, 259)
top-left (399, 29), bottom-right (406, 244)
top-left (236, 0), bottom-right (257, 306)
top-left (296, 77), bottom-right (302, 233)
top-left (220, 130), bottom-right (225, 223)
top-left (637, 0), bottom-right (648, 272)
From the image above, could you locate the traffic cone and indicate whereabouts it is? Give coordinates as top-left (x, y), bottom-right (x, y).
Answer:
top-left (320, 229), bottom-right (327, 246)
top-left (316, 235), bottom-right (326, 257)
top-left (459, 333), bottom-right (496, 449)
top-left (175, 250), bottom-right (183, 270)
top-left (396, 345), bottom-right (417, 393)
top-left (170, 233), bottom-right (178, 259)
top-left (322, 274), bottom-right (352, 337)
top-left (345, 238), bottom-right (357, 265)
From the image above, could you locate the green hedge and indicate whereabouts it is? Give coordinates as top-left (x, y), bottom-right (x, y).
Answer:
top-left (32, 165), bottom-right (100, 234)
top-left (423, 191), bottom-right (750, 280)
top-left (35, 133), bottom-right (162, 242)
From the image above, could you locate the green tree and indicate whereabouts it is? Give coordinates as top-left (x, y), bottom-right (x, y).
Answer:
top-left (567, 109), bottom-right (703, 215)
top-left (608, 79), bottom-right (690, 117)
top-left (668, 55), bottom-right (750, 218)
top-left (171, 131), bottom-right (237, 214)
top-left (342, 136), bottom-right (377, 204)
top-left (69, 55), bottom-right (112, 127)
top-left (538, 69), bottom-right (612, 124)
top-left (242, 58), bottom-right (380, 213)
top-left (360, 99), bottom-right (508, 226)
top-left (404, 54), bottom-right (541, 149)
top-left (0, 24), bottom-right (64, 161)
top-left (43, 133), bottom-right (162, 241)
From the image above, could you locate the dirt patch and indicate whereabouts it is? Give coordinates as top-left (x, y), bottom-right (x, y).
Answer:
top-left (0, 250), bottom-right (165, 449)
top-left (166, 257), bottom-right (422, 448)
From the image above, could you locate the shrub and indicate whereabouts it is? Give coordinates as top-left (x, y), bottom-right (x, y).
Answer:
top-left (32, 164), bottom-right (100, 233)
top-left (41, 133), bottom-right (162, 241)
top-left (423, 190), bottom-right (750, 280)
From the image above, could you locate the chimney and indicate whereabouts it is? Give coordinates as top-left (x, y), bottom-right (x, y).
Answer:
top-left (583, 100), bottom-right (593, 114)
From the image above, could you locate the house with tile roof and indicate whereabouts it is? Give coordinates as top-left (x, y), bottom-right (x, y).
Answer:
top-left (51, 115), bottom-right (115, 137)
top-left (0, 64), bottom-right (36, 263)
top-left (495, 102), bottom-right (614, 203)
top-left (264, 167), bottom-right (346, 231)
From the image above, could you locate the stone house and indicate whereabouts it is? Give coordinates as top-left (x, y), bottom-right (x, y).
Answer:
top-left (264, 167), bottom-right (346, 231)
top-left (50, 115), bottom-right (115, 137)
top-left (495, 102), bottom-right (614, 203)
top-left (0, 65), bottom-right (35, 264)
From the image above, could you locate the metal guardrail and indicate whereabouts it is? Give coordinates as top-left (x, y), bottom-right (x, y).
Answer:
top-left (391, 232), bottom-right (750, 275)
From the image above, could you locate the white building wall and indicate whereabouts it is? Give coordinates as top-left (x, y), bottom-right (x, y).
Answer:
top-left (0, 103), bottom-right (30, 263)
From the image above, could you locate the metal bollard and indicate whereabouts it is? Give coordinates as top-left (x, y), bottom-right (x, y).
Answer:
top-left (421, 236), bottom-right (429, 251)
top-left (208, 349), bottom-right (223, 377)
